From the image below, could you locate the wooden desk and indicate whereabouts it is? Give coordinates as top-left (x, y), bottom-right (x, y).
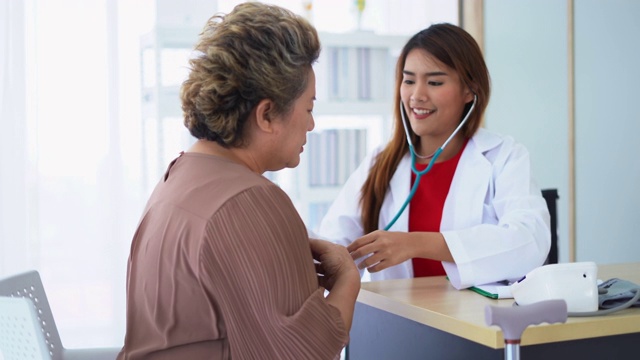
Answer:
top-left (347, 263), bottom-right (640, 359)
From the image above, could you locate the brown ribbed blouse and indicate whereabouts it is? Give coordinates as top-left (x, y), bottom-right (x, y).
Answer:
top-left (118, 153), bottom-right (347, 359)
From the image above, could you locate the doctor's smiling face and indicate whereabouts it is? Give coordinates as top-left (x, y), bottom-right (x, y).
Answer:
top-left (400, 48), bottom-right (473, 147)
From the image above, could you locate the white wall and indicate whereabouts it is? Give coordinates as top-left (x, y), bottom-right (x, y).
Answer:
top-left (483, 0), bottom-right (640, 264)
top-left (484, 0), bottom-right (570, 261)
top-left (574, 0), bottom-right (640, 263)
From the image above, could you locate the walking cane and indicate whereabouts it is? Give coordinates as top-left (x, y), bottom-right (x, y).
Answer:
top-left (485, 299), bottom-right (567, 360)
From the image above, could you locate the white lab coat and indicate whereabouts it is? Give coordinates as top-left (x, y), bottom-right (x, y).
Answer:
top-left (317, 128), bottom-right (550, 289)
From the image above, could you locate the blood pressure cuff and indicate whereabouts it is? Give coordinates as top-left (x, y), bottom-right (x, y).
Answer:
top-left (598, 278), bottom-right (640, 309)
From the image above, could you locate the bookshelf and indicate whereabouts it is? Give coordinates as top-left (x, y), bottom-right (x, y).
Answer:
top-left (270, 31), bottom-right (409, 232)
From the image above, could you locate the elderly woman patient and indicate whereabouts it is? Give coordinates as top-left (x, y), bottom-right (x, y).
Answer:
top-left (118, 3), bottom-right (360, 359)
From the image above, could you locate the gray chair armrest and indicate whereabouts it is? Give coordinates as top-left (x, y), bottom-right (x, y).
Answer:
top-left (63, 347), bottom-right (121, 360)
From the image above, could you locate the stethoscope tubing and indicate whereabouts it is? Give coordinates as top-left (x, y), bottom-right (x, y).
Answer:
top-left (383, 95), bottom-right (477, 231)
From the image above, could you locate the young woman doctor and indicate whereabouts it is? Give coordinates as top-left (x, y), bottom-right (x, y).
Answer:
top-left (317, 23), bottom-right (551, 290)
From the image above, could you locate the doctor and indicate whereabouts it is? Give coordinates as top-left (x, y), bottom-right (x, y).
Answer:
top-left (317, 23), bottom-right (550, 290)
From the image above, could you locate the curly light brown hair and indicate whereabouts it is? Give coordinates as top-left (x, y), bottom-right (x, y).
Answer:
top-left (180, 2), bottom-right (320, 148)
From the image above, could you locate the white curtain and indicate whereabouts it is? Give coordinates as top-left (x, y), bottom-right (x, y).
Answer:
top-left (1, 0), bottom-right (32, 278)
top-left (0, 0), bottom-right (153, 348)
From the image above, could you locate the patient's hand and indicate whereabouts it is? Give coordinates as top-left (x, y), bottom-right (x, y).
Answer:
top-left (309, 239), bottom-right (359, 291)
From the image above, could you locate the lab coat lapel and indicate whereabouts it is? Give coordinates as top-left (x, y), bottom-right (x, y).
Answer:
top-left (442, 130), bottom-right (499, 230)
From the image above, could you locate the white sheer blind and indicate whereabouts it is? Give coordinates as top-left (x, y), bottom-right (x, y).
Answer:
top-left (0, 0), bottom-right (154, 348)
top-left (1, 0), bottom-right (31, 276)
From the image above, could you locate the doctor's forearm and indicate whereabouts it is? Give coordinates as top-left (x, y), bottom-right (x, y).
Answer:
top-left (410, 232), bottom-right (454, 263)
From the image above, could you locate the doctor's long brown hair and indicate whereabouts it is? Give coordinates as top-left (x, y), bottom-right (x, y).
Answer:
top-left (359, 23), bottom-right (491, 233)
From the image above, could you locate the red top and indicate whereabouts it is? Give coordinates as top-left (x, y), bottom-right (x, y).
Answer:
top-left (409, 141), bottom-right (467, 277)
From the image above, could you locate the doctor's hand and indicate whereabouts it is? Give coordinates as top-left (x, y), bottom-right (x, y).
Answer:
top-left (347, 230), bottom-right (453, 273)
top-left (347, 231), bottom-right (417, 273)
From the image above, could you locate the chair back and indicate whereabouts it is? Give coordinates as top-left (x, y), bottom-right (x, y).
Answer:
top-left (0, 271), bottom-right (63, 360)
top-left (0, 296), bottom-right (51, 359)
top-left (541, 188), bottom-right (559, 264)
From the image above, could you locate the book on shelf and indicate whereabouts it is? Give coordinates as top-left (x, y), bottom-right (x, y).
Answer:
top-left (337, 128), bottom-right (350, 185)
top-left (356, 47), bottom-right (389, 101)
top-left (317, 129), bottom-right (329, 186)
top-left (307, 128), bottom-right (368, 187)
top-left (308, 131), bottom-right (320, 186)
top-left (357, 47), bottom-right (370, 100)
top-left (326, 129), bottom-right (338, 185)
top-left (316, 45), bottom-right (394, 102)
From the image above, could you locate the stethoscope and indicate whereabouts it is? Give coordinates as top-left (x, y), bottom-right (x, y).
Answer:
top-left (383, 94), bottom-right (477, 230)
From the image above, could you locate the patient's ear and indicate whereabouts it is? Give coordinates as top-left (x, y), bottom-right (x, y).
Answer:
top-left (254, 99), bottom-right (275, 133)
